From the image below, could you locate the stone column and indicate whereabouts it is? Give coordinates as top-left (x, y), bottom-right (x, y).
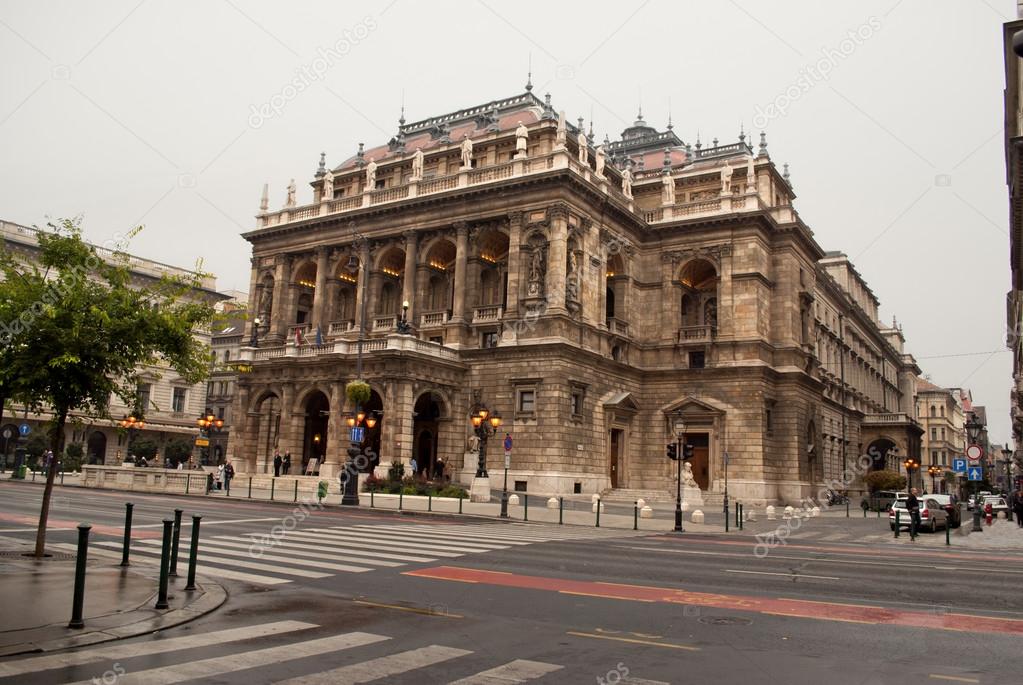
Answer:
top-left (311, 247), bottom-right (329, 332)
top-left (228, 384), bottom-right (251, 470)
top-left (504, 212), bottom-right (523, 319)
top-left (245, 256), bottom-right (260, 343)
top-left (355, 240), bottom-right (370, 332)
top-left (278, 382), bottom-right (296, 458)
top-left (546, 203), bottom-right (569, 314)
top-left (321, 381), bottom-right (344, 478)
top-left (402, 230), bottom-right (418, 323)
top-left (271, 255), bottom-right (292, 341)
top-left (381, 381), bottom-right (414, 469)
top-left (452, 222), bottom-right (469, 322)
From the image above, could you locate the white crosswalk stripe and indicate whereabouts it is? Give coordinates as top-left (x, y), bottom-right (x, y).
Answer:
top-left (447, 658), bottom-right (564, 684)
top-left (95, 521), bottom-right (640, 588)
top-left (0, 622), bottom-right (583, 685)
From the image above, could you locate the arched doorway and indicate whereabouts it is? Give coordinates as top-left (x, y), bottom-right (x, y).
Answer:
top-left (413, 392), bottom-right (444, 480)
top-left (866, 438), bottom-right (896, 472)
top-left (253, 392), bottom-right (281, 472)
top-left (302, 390), bottom-right (329, 475)
top-left (87, 431), bottom-right (107, 465)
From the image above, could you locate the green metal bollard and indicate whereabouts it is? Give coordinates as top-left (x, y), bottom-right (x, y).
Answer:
top-left (155, 518), bottom-right (173, 610)
top-left (169, 508), bottom-right (183, 577)
top-left (559, 497), bottom-right (564, 525)
top-left (863, 503), bottom-right (867, 518)
top-left (120, 502), bottom-right (133, 567)
top-left (68, 523), bottom-right (91, 629)
top-left (634, 502), bottom-right (638, 531)
top-left (293, 480), bottom-right (299, 503)
top-left (185, 474), bottom-right (190, 495)
top-left (458, 493), bottom-right (463, 514)
top-left (523, 494), bottom-right (528, 521)
top-left (846, 499), bottom-right (850, 518)
top-left (248, 477), bottom-right (252, 499)
top-left (371, 489), bottom-right (375, 508)
top-left (184, 515), bottom-right (202, 591)
top-left (399, 489), bottom-right (403, 511)
top-left (428, 492), bottom-right (432, 512)
top-left (945, 519), bottom-right (950, 546)
top-left (894, 510), bottom-right (900, 538)
top-left (270, 479), bottom-right (275, 501)
top-left (32, 468), bottom-right (36, 481)
top-left (596, 499), bottom-right (601, 528)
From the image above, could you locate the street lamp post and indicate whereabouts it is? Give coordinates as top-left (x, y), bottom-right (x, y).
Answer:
top-left (903, 457), bottom-right (918, 493)
top-left (396, 300), bottom-right (413, 335)
top-left (341, 235), bottom-right (372, 506)
top-left (249, 316), bottom-right (262, 348)
top-left (965, 413), bottom-right (984, 532)
top-left (671, 412), bottom-right (686, 533)
top-left (927, 464), bottom-right (941, 494)
top-left (469, 400), bottom-right (503, 507)
top-left (1000, 444), bottom-right (1014, 521)
top-left (196, 409), bottom-right (224, 466)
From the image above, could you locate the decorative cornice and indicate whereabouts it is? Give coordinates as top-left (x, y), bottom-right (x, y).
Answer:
top-left (547, 202), bottom-right (570, 222)
top-left (661, 243), bottom-right (733, 266)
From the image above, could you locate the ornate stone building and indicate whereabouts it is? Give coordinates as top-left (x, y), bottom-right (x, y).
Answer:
top-left (230, 89), bottom-right (922, 504)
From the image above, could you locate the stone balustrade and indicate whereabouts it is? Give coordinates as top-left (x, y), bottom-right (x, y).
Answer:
top-left (246, 333), bottom-right (460, 365)
top-left (328, 320), bottom-right (355, 336)
top-left (678, 325), bottom-right (714, 343)
top-left (472, 305), bottom-right (503, 323)
top-left (420, 311), bottom-right (449, 327)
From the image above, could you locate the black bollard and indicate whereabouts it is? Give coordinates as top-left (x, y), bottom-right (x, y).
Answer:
top-left (458, 492), bottom-right (462, 514)
top-left (156, 518), bottom-right (173, 609)
top-left (293, 479), bottom-right (299, 503)
top-left (169, 508), bottom-right (183, 577)
top-left (428, 492), bottom-right (432, 512)
top-left (184, 515), bottom-right (203, 591)
top-left (559, 497), bottom-right (564, 525)
top-left (68, 523), bottom-right (92, 629)
top-left (739, 504), bottom-right (744, 531)
top-left (523, 494), bottom-right (528, 521)
top-left (894, 510), bottom-right (900, 538)
top-left (633, 502), bottom-right (638, 531)
top-left (595, 498), bottom-right (601, 528)
top-left (120, 502), bottom-right (134, 567)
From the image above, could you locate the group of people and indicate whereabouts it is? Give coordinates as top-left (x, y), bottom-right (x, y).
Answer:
top-left (408, 456), bottom-right (446, 481)
top-left (271, 451), bottom-right (292, 477)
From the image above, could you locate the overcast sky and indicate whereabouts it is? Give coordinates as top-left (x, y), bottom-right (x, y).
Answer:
top-left (0, 0), bottom-right (1016, 444)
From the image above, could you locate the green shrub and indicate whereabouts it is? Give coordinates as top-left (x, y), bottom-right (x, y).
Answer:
top-left (387, 461), bottom-right (405, 481)
top-left (345, 380), bottom-right (371, 406)
top-left (437, 485), bottom-right (468, 499)
top-left (863, 469), bottom-right (906, 492)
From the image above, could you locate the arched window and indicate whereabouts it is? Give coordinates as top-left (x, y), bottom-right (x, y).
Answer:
top-left (930, 405), bottom-right (936, 417)
top-left (296, 293), bottom-right (313, 324)
top-left (605, 287), bottom-right (615, 320)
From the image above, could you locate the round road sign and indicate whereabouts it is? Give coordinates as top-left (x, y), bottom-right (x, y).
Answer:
top-left (966, 444), bottom-right (983, 461)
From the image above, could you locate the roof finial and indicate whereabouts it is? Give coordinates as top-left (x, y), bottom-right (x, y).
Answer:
top-left (259, 182), bottom-right (269, 212)
top-left (738, 123), bottom-right (745, 144)
top-left (695, 130), bottom-right (702, 151)
top-left (667, 98), bottom-right (673, 131)
top-left (316, 151), bottom-right (326, 177)
top-left (758, 131), bottom-right (768, 158)
top-left (782, 162), bottom-right (790, 183)
top-left (399, 89), bottom-right (406, 127)
top-left (525, 53), bottom-right (533, 91)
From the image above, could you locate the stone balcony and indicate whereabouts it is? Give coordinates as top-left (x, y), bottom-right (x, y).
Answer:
top-left (245, 333), bottom-right (461, 364)
top-left (678, 325), bottom-right (715, 344)
top-left (472, 305), bottom-right (503, 324)
top-left (606, 317), bottom-right (630, 337)
top-left (373, 316), bottom-right (396, 331)
top-left (328, 320), bottom-right (355, 336)
top-left (420, 311), bottom-right (449, 328)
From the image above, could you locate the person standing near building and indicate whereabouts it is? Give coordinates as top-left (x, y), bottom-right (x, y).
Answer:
top-left (410, 457), bottom-right (418, 480)
top-left (1012, 487), bottom-right (1023, 528)
top-left (283, 453), bottom-right (291, 475)
top-left (906, 487), bottom-right (921, 540)
top-left (223, 460), bottom-right (235, 495)
top-left (273, 451), bottom-right (282, 477)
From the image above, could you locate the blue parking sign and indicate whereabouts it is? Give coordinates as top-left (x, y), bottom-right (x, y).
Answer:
top-left (952, 458), bottom-right (967, 474)
top-left (967, 466), bottom-right (983, 481)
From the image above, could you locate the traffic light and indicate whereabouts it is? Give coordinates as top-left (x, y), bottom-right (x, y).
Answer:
top-left (667, 443), bottom-right (678, 460)
top-left (682, 443), bottom-right (695, 461)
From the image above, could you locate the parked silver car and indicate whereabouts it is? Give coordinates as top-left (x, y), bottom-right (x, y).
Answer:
top-left (889, 498), bottom-right (948, 533)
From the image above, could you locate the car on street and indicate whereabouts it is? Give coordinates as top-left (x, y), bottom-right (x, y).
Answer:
top-left (981, 496), bottom-right (1009, 516)
top-left (968, 491), bottom-right (993, 510)
top-left (889, 497), bottom-right (949, 533)
top-left (923, 494), bottom-right (961, 528)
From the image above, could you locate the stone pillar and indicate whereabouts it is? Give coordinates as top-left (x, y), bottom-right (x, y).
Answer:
top-left (271, 255), bottom-right (292, 341)
top-left (546, 204), bottom-right (569, 314)
top-left (381, 381), bottom-right (414, 469)
top-left (324, 278), bottom-right (339, 332)
top-left (452, 222), bottom-right (469, 322)
top-left (228, 384), bottom-right (252, 471)
top-left (321, 381), bottom-right (344, 478)
top-left (245, 256), bottom-right (260, 343)
top-left (504, 212), bottom-right (523, 319)
top-left (402, 230), bottom-right (418, 323)
top-left (662, 255), bottom-right (678, 344)
top-left (311, 247), bottom-right (329, 332)
top-left (278, 383), bottom-right (296, 458)
top-left (355, 241), bottom-right (370, 331)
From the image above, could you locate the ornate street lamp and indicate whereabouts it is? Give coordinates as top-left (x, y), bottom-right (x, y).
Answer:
top-left (249, 316), bottom-right (262, 348)
top-left (396, 300), bottom-right (413, 334)
top-left (902, 457), bottom-right (919, 491)
top-left (341, 232), bottom-right (372, 506)
top-left (197, 408), bottom-right (225, 466)
top-left (1000, 444), bottom-right (1014, 521)
top-left (119, 414), bottom-right (145, 464)
top-left (927, 464), bottom-right (942, 494)
top-left (671, 411), bottom-right (686, 533)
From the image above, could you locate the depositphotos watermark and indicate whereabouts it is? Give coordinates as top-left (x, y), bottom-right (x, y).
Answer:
top-left (248, 16), bottom-right (378, 129)
top-left (752, 16), bottom-right (882, 129)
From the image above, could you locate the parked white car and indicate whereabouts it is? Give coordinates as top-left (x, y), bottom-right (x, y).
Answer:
top-left (889, 498), bottom-right (949, 533)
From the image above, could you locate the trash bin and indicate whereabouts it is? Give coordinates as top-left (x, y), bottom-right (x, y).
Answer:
top-left (15, 465), bottom-right (27, 479)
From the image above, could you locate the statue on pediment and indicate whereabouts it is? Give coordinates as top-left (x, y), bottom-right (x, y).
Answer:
top-left (411, 147), bottom-right (424, 181)
top-left (285, 179), bottom-right (297, 208)
top-left (460, 135), bottom-right (473, 168)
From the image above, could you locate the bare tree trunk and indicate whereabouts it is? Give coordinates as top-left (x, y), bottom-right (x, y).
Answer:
top-left (33, 407), bottom-right (67, 558)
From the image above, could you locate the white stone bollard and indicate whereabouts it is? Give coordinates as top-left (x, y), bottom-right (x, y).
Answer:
top-left (691, 510), bottom-right (704, 524)
top-left (636, 498), bottom-right (646, 509)
top-left (547, 497), bottom-right (559, 509)
top-left (766, 505), bottom-right (776, 520)
top-left (811, 506), bottom-right (821, 517)
top-left (591, 501), bottom-right (605, 513)
top-left (591, 493), bottom-right (601, 504)
top-left (681, 500), bottom-right (690, 513)
top-left (640, 505), bottom-right (654, 519)
top-left (745, 508), bottom-right (755, 522)
top-left (508, 494), bottom-right (520, 506)
top-left (783, 506), bottom-right (794, 520)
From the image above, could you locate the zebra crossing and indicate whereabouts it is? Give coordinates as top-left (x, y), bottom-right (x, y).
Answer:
top-left (0, 620), bottom-right (592, 684)
top-left (91, 521), bottom-right (641, 587)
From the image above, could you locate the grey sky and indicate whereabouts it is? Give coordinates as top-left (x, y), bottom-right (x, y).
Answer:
top-left (0, 0), bottom-right (1014, 443)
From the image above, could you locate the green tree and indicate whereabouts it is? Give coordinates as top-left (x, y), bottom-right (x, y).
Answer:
top-left (130, 437), bottom-right (160, 461)
top-left (164, 438), bottom-right (194, 464)
top-left (63, 443), bottom-right (84, 471)
top-left (863, 469), bottom-right (906, 493)
top-left (0, 219), bottom-right (215, 557)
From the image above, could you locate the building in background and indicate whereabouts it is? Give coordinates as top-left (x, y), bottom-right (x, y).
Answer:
top-left (1003, 14), bottom-right (1023, 470)
top-left (914, 378), bottom-right (965, 493)
top-left (230, 89), bottom-right (923, 505)
top-left (204, 293), bottom-right (248, 465)
top-left (0, 220), bottom-right (229, 467)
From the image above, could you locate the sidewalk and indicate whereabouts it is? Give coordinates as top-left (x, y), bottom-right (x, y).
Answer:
top-left (0, 535), bottom-right (225, 657)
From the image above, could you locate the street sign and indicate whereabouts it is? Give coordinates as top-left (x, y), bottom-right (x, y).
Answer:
top-left (967, 465), bottom-right (983, 481)
top-left (350, 426), bottom-right (365, 443)
top-left (503, 434), bottom-right (512, 452)
top-left (1, 427), bottom-right (12, 440)
top-left (18, 423), bottom-right (30, 437)
top-left (952, 458), bottom-right (967, 474)
top-left (966, 444), bottom-right (983, 461)
top-left (504, 452), bottom-right (510, 469)
top-left (194, 438), bottom-right (210, 447)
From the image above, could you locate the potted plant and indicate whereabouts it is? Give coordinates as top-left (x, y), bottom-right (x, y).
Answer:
top-left (345, 380), bottom-right (371, 406)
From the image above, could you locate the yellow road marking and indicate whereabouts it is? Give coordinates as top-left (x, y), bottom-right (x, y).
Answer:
top-left (353, 600), bottom-right (462, 618)
top-left (566, 631), bottom-right (700, 651)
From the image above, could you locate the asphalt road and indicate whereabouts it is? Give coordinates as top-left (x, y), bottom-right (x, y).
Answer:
top-left (1, 481), bottom-right (1021, 684)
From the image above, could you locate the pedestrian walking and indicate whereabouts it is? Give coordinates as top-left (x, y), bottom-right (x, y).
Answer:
top-left (1013, 488), bottom-right (1023, 528)
top-left (216, 463), bottom-right (225, 490)
top-left (223, 460), bottom-right (235, 495)
top-left (410, 457), bottom-right (418, 480)
top-left (906, 487), bottom-right (921, 540)
top-left (435, 456), bottom-right (445, 481)
top-left (273, 451), bottom-right (282, 477)
top-left (283, 453), bottom-right (291, 475)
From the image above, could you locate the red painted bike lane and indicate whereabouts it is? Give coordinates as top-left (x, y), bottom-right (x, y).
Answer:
top-left (404, 566), bottom-right (1023, 636)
